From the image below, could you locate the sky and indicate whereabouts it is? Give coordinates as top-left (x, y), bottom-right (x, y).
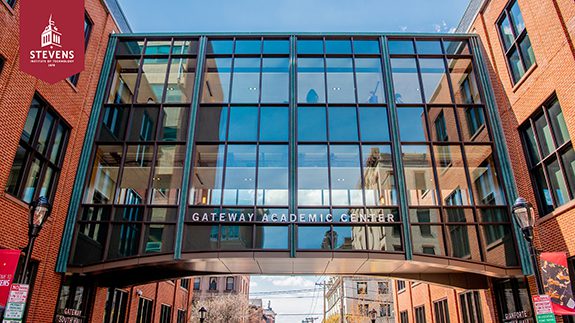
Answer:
top-left (115, 1), bottom-right (470, 322)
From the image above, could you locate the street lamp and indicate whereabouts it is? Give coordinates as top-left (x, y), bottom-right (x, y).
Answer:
top-left (512, 197), bottom-right (544, 294)
top-left (369, 308), bottom-right (378, 323)
top-left (198, 306), bottom-right (207, 323)
top-left (20, 196), bottom-right (51, 283)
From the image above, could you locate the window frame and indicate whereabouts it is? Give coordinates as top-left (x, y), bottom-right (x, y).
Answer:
top-left (225, 276), bottom-right (235, 291)
top-left (459, 291), bottom-right (484, 323)
top-left (433, 298), bottom-right (450, 323)
top-left (159, 304), bottom-right (172, 323)
top-left (136, 297), bottom-right (153, 323)
top-left (68, 12), bottom-right (94, 86)
top-left (415, 305), bottom-right (426, 323)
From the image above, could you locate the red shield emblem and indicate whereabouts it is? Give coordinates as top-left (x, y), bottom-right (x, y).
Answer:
top-left (19, 0), bottom-right (85, 84)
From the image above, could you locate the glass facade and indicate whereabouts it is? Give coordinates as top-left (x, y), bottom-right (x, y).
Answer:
top-left (69, 35), bottom-right (519, 271)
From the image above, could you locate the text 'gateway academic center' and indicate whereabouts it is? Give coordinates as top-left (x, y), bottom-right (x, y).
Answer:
top-left (59, 34), bottom-right (529, 286)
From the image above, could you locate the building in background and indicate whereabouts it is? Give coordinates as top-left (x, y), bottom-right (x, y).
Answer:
top-left (191, 275), bottom-right (250, 301)
top-left (325, 276), bottom-right (394, 323)
top-left (249, 299), bottom-right (277, 323)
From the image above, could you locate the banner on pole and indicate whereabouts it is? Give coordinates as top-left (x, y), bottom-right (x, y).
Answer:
top-left (540, 252), bottom-right (575, 315)
top-left (0, 250), bottom-right (20, 314)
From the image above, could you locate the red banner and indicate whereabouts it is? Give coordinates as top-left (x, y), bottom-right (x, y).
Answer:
top-left (541, 252), bottom-right (575, 315)
top-left (0, 250), bottom-right (21, 308)
top-left (19, 0), bottom-right (85, 84)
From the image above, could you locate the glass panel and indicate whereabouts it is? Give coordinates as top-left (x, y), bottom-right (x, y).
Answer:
top-left (22, 100), bottom-right (40, 143)
top-left (151, 145), bottom-right (185, 205)
top-left (428, 107), bottom-right (457, 142)
top-left (561, 148), bottom-right (575, 200)
top-left (73, 221), bottom-right (108, 264)
top-left (235, 39), bottom-right (262, 54)
top-left (148, 208), bottom-right (178, 222)
top-left (49, 123), bottom-right (66, 163)
top-left (108, 59), bottom-right (139, 104)
top-left (355, 58), bottom-right (385, 104)
top-left (391, 58), bottom-right (422, 104)
top-left (223, 145), bottom-right (257, 205)
top-left (201, 58), bottom-right (232, 103)
top-left (409, 208), bottom-right (441, 223)
top-left (498, 16), bottom-right (515, 51)
top-left (448, 58), bottom-right (481, 104)
top-left (329, 107), bottom-right (358, 141)
top-left (297, 39), bottom-right (323, 54)
top-left (362, 145), bottom-right (396, 206)
top-left (548, 99), bottom-right (570, 146)
top-left (255, 226), bottom-right (288, 249)
top-left (359, 107), bottom-right (389, 142)
top-left (388, 40), bottom-right (415, 54)
top-left (128, 107), bottom-right (158, 141)
top-left (231, 58), bottom-right (261, 103)
top-left (466, 145), bottom-right (505, 205)
top-left (443, 40), bottom-right (470, 55)
top-left (402, 145), bottom-right (437, 205)
top-left (534, 112), bottom-right (554, 157)
top-left (261, 58), bottom-right (289, 103)
top-left (165, 58), bottom-right (195, 103)
top-left (481, 224), bottom-right (518, 266)
top-left (509, 1), bottom-right (526, 35)
top-left (184, 224), bottom-right (219, 250)
top-left (367, 225), bottom-right (402, 251)
top-left (447, 225), bottom-right (480, 261)
top-left (196, 106), bottom-right (228, 142)
top-left (518, 36), bottom-right (535, 71)
top-left (297, 226), bottom-right (332, 249)
top-left (228, 107), bottom-right (258, 141)
top-left (298, 107), bottom-right (327, 142)
top-left (508, 47), bottom-right (525, 83)
top-left (160, 107), bottom-right (188, 141)
top-left (137, 58), bottom-right (169, 104)
top-left (108, 223), bottom-right (141, 259)
top-left (206, 40), bottom-right (233, 54)
top-left (398, 107), bottom-right (427, 142)
top-left (420, 58), bottom-right (451, 103)
top-left (191, 145), bottom-right (225, 205)
top-left (411, 225), bottom-right (445, 255)
top-left (325, 40), bottom-right (352, 54)
top-left (533, 166), bottom-right (554, 214)
top-left (546, 158), bottom-right (569, 206)
top-left (144, 41), bottom-right (171, 55)
top-left (260, 107), bottom-right (288, 142)
top-left (522, 125), bottom-right (540, 165)
top-left (84, 146), bottom-right (123, 204)
top-left (38, 166), bottom-right (54, 198)
top-left (460, 107), bottom-right (489, 142)
top-left (354, 40), bottom-right (380, 54)
top-left (37, 112), bottom-right (54, 155)
top-left (435, 145), bottom-right (471, 205)
top-left (219, 225), bottom-right (253, 250)
top-left (257, 145), bottom-right (288, 206)
top-left (172, 40), bottom-right (198, 55)
top-left (330, 145), bottom-right (363, 206)
top-left (99, 106), bottom-right (129, 142)
top-left (298, 145), bottom-right (330, 206)
top-left (416, 40), bottom-right (443, 54)
top-left (117, 145), bottom-right (153, 204)
top-left (6, 146), bottom-right (27, 196)
top-left (143, 224), bottom-right (175, 253)
top-left (21, 158), bottom-right (41, 203)
top-left (263, 40), bottom-right (289, 54)
top-left (326, 58), bottom-right (355, 103)
top-left (298, 58), bottom-right (326, 103)
top-left (114, 206), bottom-right (144, 221)
top-left (333, 226), bottom-right (366, 250)
top-left (116, 39), bottom-right (145, 56)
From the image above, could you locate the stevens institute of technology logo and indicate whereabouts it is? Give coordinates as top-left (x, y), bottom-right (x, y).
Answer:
top-left (19, 0), bottom-right (84, 84)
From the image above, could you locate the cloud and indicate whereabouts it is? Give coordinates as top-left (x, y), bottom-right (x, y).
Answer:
top-left (271, 276), bottom-right (315, 288)
top-left (250, 281), bottom-right (258, 288)
top-left (433, 20), bottom-right (455, 33)
top-left (400, 26), bottom-right (408, 32)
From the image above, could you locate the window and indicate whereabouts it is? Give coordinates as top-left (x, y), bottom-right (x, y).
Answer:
top-left (493, 278), bottom-right (533, 322)
top-left (68, 14), bottom-right (93, 86)
top-left (177, 309), bottom-right (186, 323)
top-left (226, 276), bottom-right (235, 291)
top-left (460, 291), bottom-right (484, 323)
top-left (497, 0), bottom-right (535, 83)
top-left (378, 281), bottom-right (389, 294)
top-left (0, 56), bottom-right (4, 77)
top-left (434, 299), bottom-right (450, 323)
top-left (357, 282), bottom-right (368, 295)
top-left (159, 304), bottom-right (172, 323)
top-left (415, 306), bottom-right (426, 323)
top-left (136, 298), bottom-right (153, 323)
top-left (6, 95), bottom-right (69, 203)
top-left (380, 303), bottom-right (392, 317)
top-left (5, 0), bottom-right (16, 8)
top-left (400, 311), bottom-right (409, 323)
top-left (103, 288), bottom-right (128, 323)
top-left (358, 304), bottom-right (369, 316)
top-left (180, 278), bottom-right (190, 290)
top-left (193, 277), bottom-right (201, 290)
top-left (521, 97), bottom-right (574, 215)
top-left (208, 277), bottom-right (218, 291)
top-left (397, 280), bottom-right (406, 291)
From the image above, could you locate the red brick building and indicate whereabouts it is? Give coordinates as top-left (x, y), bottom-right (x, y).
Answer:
top-left (394, 0), bottom-right (575, 322)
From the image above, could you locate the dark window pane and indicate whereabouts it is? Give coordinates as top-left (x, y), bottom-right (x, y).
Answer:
top-left (231, 58), bottom-right (261, 103)
top-left (184, 224), bottom-right (219, 250)
top-left (548, 99), bottom-right (570, 146)
top-left (355, 58), bottom-right (385, 104)
top-left (522, 125), bottom-right (540, 165)
top-left (6, 146), bottom-right (27, 196)
top-left (297, 58), bottom-right (326, 103)
top-left (165, 58), bottom-right (195, 103)
top-left (117, 145), bottom-right (153, 204)
top-left (36, 112), bottom-right (55, 155)
top-left (498, 16), bottom-right (515, 51)
top-left (398, 107), bottom-right (427, 142)
top-left (206, 40), bottom-right (233, 54)
top-left (298, 226), bottom-right (332, 249)
top-left (228, 107), bottom-right (258, 141)
top-left (353, 40), bottom-right (380, 54)
top-left (151, 145), bottom-right (185, 205)
top-left (330, 145), bottom-right (362, 206)
top-left (419, 58), bottom-right (451, 103)
top-left (444, 39), bottom-right (470, 55)
top-left (509, 0), bottom-right (526, 35)
top-left (143, 224), bottom-right (175, 253)
top-left (235, 40), bottom-right (262, 54)
top-left (391, 58), bottom-right (422, 103)
top-left (50, 124), bottom-right (66, 165)
top-left (22, 100), bottom-right (40, 143)
top-left (546, 158), bottom-right (569, 206)
top-left (562, 148), bottom-right (575, 203)
top-left (116, 39), bottom-right (145, 56)
top-left (255, 226), bottom-right (288, 249)
top-left (84, 146), bottom-right (123, 204)
top-left (21, 158), bottom-right (42, 203)
top-left (223, 145), bottom-right (257, 205)
top-left (108, 223), bottom-right (141, 259)
top-left (160, 107), bottom-right (188, 141)
top-left (263, 40), bottom-right (289, 54)
top-left (220, 225), bottom-right (253, 249)
top-left (73, 221), bottom-right (108, 265)
top-left (128, 107), bottom-right (158, 141)
top-left (533, 166), bottom-right (554, 214)
top-left (196, 106), bottom-right (228, 142)
top-left (329, 107), bottom-right (358, 141)
top-left (147, 208), bottom-right (178, 222)
top-left (447, 225), bottom-right (479, 260)
top-left (298, 145), bottom-right (329, 206)
top-left (260, 107), bottom-right (288, 142)
top-left (362, 145), bottom-right (396, 206)
top-left (534, 112), bottom-right (554, 157)
top-left (416, 40), bottom-right (443, 54)
top-left (481, 224), bottom-right (518, 266)
top-left (108, 59), bottom-right (139, 104)
top-left (298, 107), bottom-right (327, 142)
top-left (325, 40), bottom-right (352, 54)
top-left (99, 106), bottom-right (129, 142)
top-left (388, 40), bottom-right (415, 54)
top-left (508, 47), bottom-right (525, 83)
top-left (137, 58), bottom-right (169, 104)
top-left (518, 35), bottom-right (535, 71)
top-left (402, 145), bottom-right (437, 205)
top-left (326, 58), bottom-right (355, 103)
top-left (202, 58), bottom-right (232, 103)
top-left (261, 58), bottom-right (289, 103)
top-left (257, 145), bottom-right (288, 206)
top-left (38, 166), bottom-right (55, 199)
top-left (448, 58), bottom-right (481, 104)
top-left (297, 40), bottom-right (323, 54)
top-left (359, 107), bottom-right (389, 142)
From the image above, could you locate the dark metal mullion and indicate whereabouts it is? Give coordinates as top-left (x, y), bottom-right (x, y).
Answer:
top-left (159, 38), bottom-right (175, 105)
top-left (131, 40), bottom-right (147, 106)
top-left (289, 36), bottom-right (298, 257)
top-left (253, 45), bottom-right (263, 219)
top-left (528, 117), bottom-right (558, 208)
top-left (322, 39), bottom-right (334, 214)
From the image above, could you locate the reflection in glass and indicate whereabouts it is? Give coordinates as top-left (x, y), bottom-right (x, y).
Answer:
top-left (391, 58), bottom-right (422, 103)
top-left (411, 225), bottom-right (444, 255)
top-left (326, 58), bottom-right (355, 103)
top-left (137, 58), bottom-right (169, 104)
top-left (446, 225), bottom-right (478, 260)
top-left (184, 225), bottom-right (218, 250)
top-left (223, 145), bottom-right (257, 205)
top-left (36, 112), bottom-right (54, 155)
top-left (460, 107), bottom-right (488, 142)
top-left (367, 225), bottom-right (402, 251)
top-left (428, 107), bottom-right (457, 142)
top-left (509, 1), bottom-right (526, 34)
top-left (298, 226), bottom-right (332, 249)
top-left (443, 40), bottom-right (470, 55)
top-left (206, 40), bottom-right (233, 54)
top-left (261, 58), bottom-right (289, 103)
top-left (435, 145), bottom-right (471, 205)
top-left (508, 47), bottom-right (525, 83)
top-left (160, 107), bottom-right (188, 141)
top-left (202, 58), bottom-right (232, 103)
top-left (22, 160), bottom-right (40, 201)
top-left (419, 59), bottom-right (451, 103)
top-left (73, 221), bottom-right (108, 264)
top-left (21, 100), bottom-right (40, 143)
top-left (298, 145), bottom-right (329, 206)
top-left (235, 40), bottom-right (262, 54)
top-left (359, 108), bottom-right (389, 142)
top-left (330, 145), bottom-right (363, 206)
top-left (220, 225), bottom-right (253, 249)
top-left (561, 148), bottom-right (575, 198)
top-left (172, 40), bottom-right (198, 55)
top-left (84, 146), bottom-right (123, 204)
top-left (116, 39), bottom-right (145, 56)
top-left (534, 112), bottom-right (554, 157)
top-left (325, 40), bottom-right (352, 54)
top-left (519, 36), bottom-right (535, 71)
top-left (498, 16), bottom-right (514, 50)
top-left (144, 41), bottom-right (171, 55)
top-left (191, 145), bottom-right (225, 205)
top-left (546, 158), bottom-right (569, 206)
top-left (256, 226), bottom-right (289, 249)
top-left (548, 99), bottom-right (570, 146)
top-left (398, 107), bottom-right (427, 142)
top-left (231, 58), bottom-right (261, 103)
top-left (228, 107), bottom-right (258, 141)
top-left (416, 40), bottom-right (442, 54)
top-left (260, 107), bottom-right (288, 141)
top-left (165, 58), bottom-right (195, 103)
top-left (409, 208), bottom-right (440, 223)
top-left (402, 145), bottom-right (437, 205)
top-left (148, 208), bottom-right (178, 222)
top-left (151, 145), bottom-right (185, 205)
top-left (355, 58), bottom-right (385, 103)
top-left (38, 166), bottom-right (54, 199)
top-left (297, 40), bottom-right (323, 54)
top-left (329, 107), bottom-right (358, 141)
top-left (108, 223), bottom-right (140, 259)
top-left (108, 59), bottom-right (139, 104)
top-left (298, 107), bottom-right (327, 142)
top-left (363, 146), bottom-right (396, 205)
top-left (128, 107), bottom-right (158, 141)
top-left (298, 58), bottom-right (325, 103)
top-left (117, 145), bottom-right (153, 204)
top-left (263, 40), bottom-right (289, 54)
top-left (333, 226), bottom-right (366, 250)
top-left (388, 40), bottom-right (415, 54)
top-left (466, 145), bottom-right (505, 205)
top-left (354, 40), bottom-right (380, 54)
top-left (99, 106), bottom-right (128, 142)
top-left (533, 166), bottom-right (553, 214)
top-left (448, 58), bottom-right (481, 104)
top-left (257, 145), bottom-right (288, 206)
top-left (481, 224), bottom-right (518, 266)
top-left (144, 224), bottom-right (175, 253)
top-left (196, 106), bottom-right (228, 142)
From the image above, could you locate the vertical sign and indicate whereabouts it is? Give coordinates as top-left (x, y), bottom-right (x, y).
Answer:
top-left (532, 295), bottom-right (556, 323)
top-left (2, 284), bottom-right (29, 322)
top-left (0, 250), bottom-right (20, 318)
top-left (540, 252), bottom-right (575, 315)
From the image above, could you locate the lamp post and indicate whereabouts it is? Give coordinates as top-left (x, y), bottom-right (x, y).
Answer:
top-left (198, 306), bottom-right (207, 323)
top-left (20, 196), bottom-right (51, 284)
top-left (512, 197), bottom-right (544, 295)
top-left (369, 308), bottom-right (378, 323)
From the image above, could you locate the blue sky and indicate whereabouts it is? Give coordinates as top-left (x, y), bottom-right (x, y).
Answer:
top-left (118, 0), bottom-right (469, 33)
